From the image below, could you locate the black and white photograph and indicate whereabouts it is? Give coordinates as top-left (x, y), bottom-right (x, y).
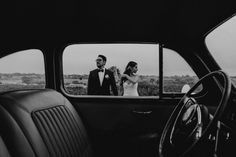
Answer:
top-left (0, 0), bottom-right (236, 157)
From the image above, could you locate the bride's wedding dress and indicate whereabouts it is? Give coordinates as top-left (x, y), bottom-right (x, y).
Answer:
top-left (123, 81), bottom-right (139, 96)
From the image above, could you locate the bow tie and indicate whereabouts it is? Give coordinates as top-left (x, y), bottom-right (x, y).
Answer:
top-left (98, 69), bottom-right (104, 72)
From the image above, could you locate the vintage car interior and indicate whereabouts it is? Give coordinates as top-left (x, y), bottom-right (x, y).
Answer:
top-left (1, 0), bottom-right (236, 157)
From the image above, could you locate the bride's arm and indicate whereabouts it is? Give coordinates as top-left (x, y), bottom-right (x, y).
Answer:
top-left (122, 74), bottom-right (139, 83)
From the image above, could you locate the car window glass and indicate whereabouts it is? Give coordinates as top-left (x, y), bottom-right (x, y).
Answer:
top-left (63, 44), bottom-right (159, 96)
top-left (205, 15), bottom-right (236, 84)
top-left (163, 48), bottom-right (201, 93)
top-left (0, 49), bottom-right (45, 92)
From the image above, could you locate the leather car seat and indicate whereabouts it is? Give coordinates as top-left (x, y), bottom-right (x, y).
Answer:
top-left (0, 135), bottom-right (11, 157)
top-left (0, 89), bottom-right (92, 157)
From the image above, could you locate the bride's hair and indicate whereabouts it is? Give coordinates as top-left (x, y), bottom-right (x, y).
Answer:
top-left (120, 61), bottom-right (137, 86)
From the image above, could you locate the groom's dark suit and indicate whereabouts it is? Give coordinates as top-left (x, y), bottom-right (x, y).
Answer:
top-left (87, 69), bottom-right (118, 95)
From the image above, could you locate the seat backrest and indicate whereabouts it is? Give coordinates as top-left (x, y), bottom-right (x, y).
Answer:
top-left (0, 89), bottom-right (92, 157)
top-left (0, 135), bottom-right (11, 157)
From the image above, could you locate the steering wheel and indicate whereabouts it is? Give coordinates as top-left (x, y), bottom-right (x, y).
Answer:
top-left (159, 70), bottom-right (232, 157)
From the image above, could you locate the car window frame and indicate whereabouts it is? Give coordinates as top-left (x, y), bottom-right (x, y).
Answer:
top-left (0, 49), bottom-right (47, 92)
top-left (57, 42), bottom-right (204, 99)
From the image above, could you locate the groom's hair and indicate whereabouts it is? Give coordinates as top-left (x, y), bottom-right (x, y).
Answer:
top-left (98, 54), bottom-right (107, 62)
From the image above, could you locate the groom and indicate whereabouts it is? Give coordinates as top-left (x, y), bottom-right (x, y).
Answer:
top-left (87, 54), bottom-right (118, 96)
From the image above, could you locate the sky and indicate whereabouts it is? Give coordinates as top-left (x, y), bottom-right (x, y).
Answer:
top-left (0, 49), bottom-right (45, 74)
top-left (63, 44), bottom-right (159, 75)
top-left (0, 44), bottom-right (197, 76)
top-left (205, 15), bottom-right (236, 76)
top-left (62, 44), bottom-right (197, 76)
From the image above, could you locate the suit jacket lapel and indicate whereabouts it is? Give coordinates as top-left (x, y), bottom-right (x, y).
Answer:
top-left (101, 69), bottom-right (107, 87)
top-left (95, 69), bottom-right (101, 86)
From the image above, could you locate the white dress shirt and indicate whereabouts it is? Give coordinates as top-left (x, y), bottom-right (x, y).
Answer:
top-left (98, 68), bottom-right (105, 86)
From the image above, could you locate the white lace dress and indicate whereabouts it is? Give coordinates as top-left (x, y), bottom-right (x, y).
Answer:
top-left (123, 81), bottom-right (139, 96)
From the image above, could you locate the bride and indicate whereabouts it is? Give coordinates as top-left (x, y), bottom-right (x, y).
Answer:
top-left (120, 61), bottom-right (139, 96)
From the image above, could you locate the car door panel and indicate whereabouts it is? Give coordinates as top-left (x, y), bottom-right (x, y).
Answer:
top-left (66, 97), bottom-right (179, 157)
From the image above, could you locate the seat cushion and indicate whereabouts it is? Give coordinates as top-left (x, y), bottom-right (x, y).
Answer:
top-left (0, 89), bottom-right (92, 157)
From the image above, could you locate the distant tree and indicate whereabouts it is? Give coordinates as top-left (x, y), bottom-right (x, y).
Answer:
top-left (21, 76), bottom-right (33, 84)
top-left (150, 78), bottom-right (155, 84)
top-left (65, 82), bottom-right (70, 86)
top-left (72, 80), bottom-right (80, 84)
top-left (65, 86), bottom-right (87, 95)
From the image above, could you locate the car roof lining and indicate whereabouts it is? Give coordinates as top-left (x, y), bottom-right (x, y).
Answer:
top-left (0, 0), bottom-right (236, 55)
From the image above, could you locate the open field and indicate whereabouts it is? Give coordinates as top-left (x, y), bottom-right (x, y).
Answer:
top-left (1, 73), bottom-right (235, 96)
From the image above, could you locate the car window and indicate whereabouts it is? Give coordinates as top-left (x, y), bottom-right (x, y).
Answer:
top-left (63, 44), bottom-right (159, 96)
top-left (163, 48), bottom-right (200, 93)
top-left (205, 15), bottom-right (236, 85)
top-left (63, 44), bottom-right (199, 96)
top-left (0, 49), bottom-right (45, 92)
